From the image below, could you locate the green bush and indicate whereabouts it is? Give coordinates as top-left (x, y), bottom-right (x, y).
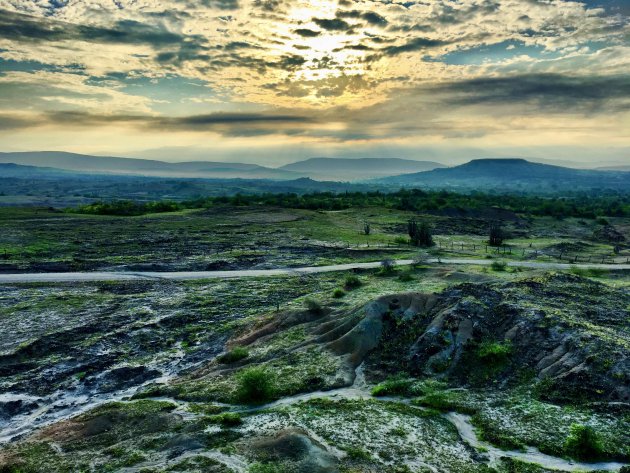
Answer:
top-left (332, 288), bottom-right (346, 298)
top-left (564, 424), bottom-right (603, 460)
top-left (344, 275), bottom-right (362, 289)
top-left (477, 341), bottom-right (512, 364)
top-left (398, 271), bottom-right (413, 282)
top-left (235, 367), bottom-right (276, 404)
top-left (218, 346), bottom-right (249, 364)
top-left (491, 260), bottom-right (507, 271)
top-left (304, 298), bottom-right (323, 314)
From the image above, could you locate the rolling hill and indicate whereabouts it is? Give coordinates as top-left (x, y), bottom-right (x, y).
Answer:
top-left (378, 158), bottom-right (630, 192)
top-left (0, 151), bottom-right (298, 180)
top-left (279, 157), bottom-right (445, 181)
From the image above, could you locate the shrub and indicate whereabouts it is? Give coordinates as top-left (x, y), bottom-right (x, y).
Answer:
top-left (332, 288), bottom-right (346, 298)
top-left (489, 223), bottom-right (505, 246)
top-left (235, 367), bottom-right (275, 404)
top-left (379, 259), bottom-right (396, 275)
top-left (408, 219), bottom-right (434, 247)
top-left (344, 275), bottom-right (362, 289)
top-left (304, 298), bottom-right (323, 314)
top-left (491, 260), bottom-right (507, 271)
top-left (564, 424), bottom-right (603, 460)
top-left (398, 271), bottom-right (413, 282)
top-left (218, 346), bottom-right (249, 364)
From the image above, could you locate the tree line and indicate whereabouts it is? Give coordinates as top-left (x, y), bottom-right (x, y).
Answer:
top-left (71, 188), bottom-right (630, 218)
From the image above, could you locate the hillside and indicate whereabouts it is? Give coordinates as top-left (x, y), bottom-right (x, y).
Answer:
top-left (280, 157), bottom-right (445, 181)
top-left (379, 158), bottom-right (630, 192)
top-left (0, 151), bottom-right (298, 180)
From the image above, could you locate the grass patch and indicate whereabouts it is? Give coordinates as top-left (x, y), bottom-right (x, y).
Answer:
top-left (218, 346), bottom-right (249, 364)
top-left (207, 412), bottom-right (243, 427)
top-left (344, 275), bottom-right (362, 290)
top-left (491, 260), bottom-right (507, 271)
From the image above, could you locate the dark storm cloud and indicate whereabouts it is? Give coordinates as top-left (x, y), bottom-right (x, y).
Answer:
top-left (294, 28), bottom-right (321, 37)
top-left (378, 37), bottom-right (447, 56)
top-left (430, 0), bottom-right (501, 25)
top-left (180, 0), bottom-right (239, 9)
top-left (0, 10), bottom-right (187, 46)
top-left (3, 110), bottom-right (315, 136)
top-left (436, 73), bottom-right (630, 111)
top-left (336, 9), bottom-right (388, 26)
top-left (312, 18), bottom-right (352, 31)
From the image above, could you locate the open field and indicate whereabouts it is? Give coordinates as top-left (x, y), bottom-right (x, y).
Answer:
top-left (1, 206), bottom-right (628, 274)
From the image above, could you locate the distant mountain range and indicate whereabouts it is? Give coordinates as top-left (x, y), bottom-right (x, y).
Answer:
top-left (0, 152), bottom-right (444, 181)
top-left (377, 158), bottom-right (630, 191)
top-left (279, 157), bottom-right (445, 180)
top-left (0, 153), bottom-right (628, 195)
top-left (0, 151), bottom-right (298, 180)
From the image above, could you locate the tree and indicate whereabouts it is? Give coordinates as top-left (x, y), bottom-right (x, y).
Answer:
top-left (363, 221), bottom-right (371, 236)
top-left (489, 223), bottom-right (504, 247)
top-left (408, 219), bottom-right (434, 247)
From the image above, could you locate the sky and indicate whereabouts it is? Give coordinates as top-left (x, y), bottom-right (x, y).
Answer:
top-left (0, 0), bottom-right (629, 166)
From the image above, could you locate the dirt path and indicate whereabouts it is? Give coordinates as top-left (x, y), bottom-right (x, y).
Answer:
top-left (0, 259), bottom-right (628, 283)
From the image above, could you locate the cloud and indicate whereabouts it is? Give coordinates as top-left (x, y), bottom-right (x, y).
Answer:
top-left (0, 10), bottom-right (184, 46)
top-left (436, 73), bottom-right (630, 112)
top-left (312, 18), bottom-right (353, 32)
top-left (336, 9), bottom-right (388, 26)
top-left (378, 37), bottom-right (447, 56)
top-left (294, 28), bottom-right (321, 37)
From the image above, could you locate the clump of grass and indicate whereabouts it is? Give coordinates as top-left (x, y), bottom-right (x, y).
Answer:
top-left (371, 377), bottom-right (415, 397)
top-left (332, 288), bottom-right (346, 298)
top-left (304, 298), bottom-right (323, 314)
top-left (235, 367), bottom-right (276, 404)
top-left (491, 260), bottom-right (507, 271)
top-left (564, 424), bottom-right (603, 460)
top-left (344, 275), bottom-right (362, 290)
top-left (344, 446), bottom-right (372, 461)
top-left (398, 270), bottom-right (414, 282)
top-left (218, 346), bottom-right (249, 364)
top-left (207, 412), bottom-right (242, 427)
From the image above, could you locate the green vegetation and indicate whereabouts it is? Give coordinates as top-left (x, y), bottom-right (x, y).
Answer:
top-left (207, 412), bottom-right (243, 427)
top-left (371, 377), bottom-right (415, 397)
top-left (68, 188), bottom-right (630, 218)
top-left (491, 260), bottom-right (507, 271)
top-left (332, 288), bottom-right (346, 298)
top-left (235, 367), bottom-right (276, 404)
top-left (408, 219), bottom-right (434, 247)
top-left (477, 341), bottom-right (512, 363)
top-left (72, 200), bottom-right (182, 216)
top-left (344, 275), bottom-right (362, 289)
top-left (218, 346), bottom-right (249, 364)
top-left (563, 424), bottom-right (604, 460)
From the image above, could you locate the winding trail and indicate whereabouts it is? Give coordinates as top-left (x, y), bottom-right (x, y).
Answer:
top-left (0, 259), bottom-right (628, 283)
